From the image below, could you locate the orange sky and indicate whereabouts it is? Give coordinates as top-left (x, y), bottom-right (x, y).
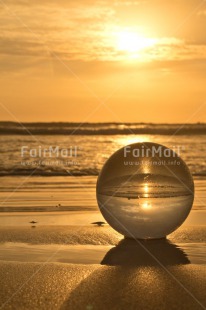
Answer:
top-left (0, 0), bottom-right (206, 123)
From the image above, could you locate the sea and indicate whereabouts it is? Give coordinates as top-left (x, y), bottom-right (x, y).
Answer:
top-left (0, 122), bottom-right (206, 214)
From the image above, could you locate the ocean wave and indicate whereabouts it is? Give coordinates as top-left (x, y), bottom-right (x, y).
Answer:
top-left (1, 122), bottom-right (206, 135)
top-left (0, 169), bottom-right (205, 177)
top-left (0, 206), bottom-right (95, 212)
top-left (1, 128), bottom-right (206, 177)
top-left (0, 168), bottom-right (99, 177)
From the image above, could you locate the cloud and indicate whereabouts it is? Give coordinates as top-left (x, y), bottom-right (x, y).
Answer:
top-left (113, 0), bottom-right (145, 6)
top-left (0, 0), bottom-right (206, 76)
top-left (197, 10), bottom-right (206, 16)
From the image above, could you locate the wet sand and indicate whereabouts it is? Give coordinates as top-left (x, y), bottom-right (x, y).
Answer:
top-left (0, 223), bottom-right (206, 310)
top-left (0, 223), bottom-right (206, 245)
top-left (0, 175), bottom-right (205, 309)
top-left (2, 258), bottom-right (206, 310)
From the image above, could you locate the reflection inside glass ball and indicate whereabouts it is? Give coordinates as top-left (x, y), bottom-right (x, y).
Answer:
top-left (96, 142), bottom-right (194, 239)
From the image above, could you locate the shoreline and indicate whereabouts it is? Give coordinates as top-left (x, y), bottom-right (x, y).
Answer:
top-left (0, 209), bottom-right (206, 227)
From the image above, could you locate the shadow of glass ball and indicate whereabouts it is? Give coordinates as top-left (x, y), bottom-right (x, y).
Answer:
top-left (101, 238), bottom-right (190, 267)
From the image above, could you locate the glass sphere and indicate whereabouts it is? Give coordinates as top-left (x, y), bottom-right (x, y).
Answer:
top-left (96, 142), bottom-right (194, 239)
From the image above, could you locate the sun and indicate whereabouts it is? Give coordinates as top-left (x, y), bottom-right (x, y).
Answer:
top-left (116, 30), bottom-right (157, 54)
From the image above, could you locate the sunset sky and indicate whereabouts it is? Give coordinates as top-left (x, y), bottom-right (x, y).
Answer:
top-left (0, 0), bottom-right (206, 123)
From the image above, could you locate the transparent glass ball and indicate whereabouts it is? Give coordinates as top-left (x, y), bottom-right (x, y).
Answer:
top-left (96, 142), bottom-right (194, 239)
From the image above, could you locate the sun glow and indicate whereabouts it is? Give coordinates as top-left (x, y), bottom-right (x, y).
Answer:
top-left (115, 135), bottom-right (151, 146)
top-left (116, 30), bottom-right (157, 53)
top-left (142, 202), bottom-right (152, 210)
top-left (143, 184), bottom-right (149, 198)
top-left (144, 184), bottom-right (149, 193)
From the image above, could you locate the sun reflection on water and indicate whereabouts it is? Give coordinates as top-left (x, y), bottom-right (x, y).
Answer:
top-left (144, 184), bottom-right (149, 193)
top-left (114, 135), bottom-right (152, 148)
top-left (142, 201), bottom-right (152, 210)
